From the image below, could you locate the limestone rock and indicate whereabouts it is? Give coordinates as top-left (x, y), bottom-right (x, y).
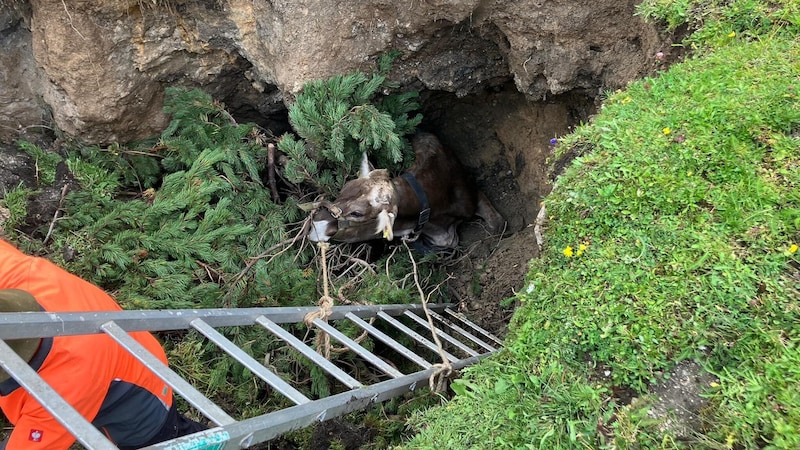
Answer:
top-left (0, 2), bottom-right (44, 143)
top-left (0, 0), bottom-right (672, 144)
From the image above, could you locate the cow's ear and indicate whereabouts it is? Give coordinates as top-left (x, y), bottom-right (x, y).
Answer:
top-left (359, 152), bottom-right (373, 178)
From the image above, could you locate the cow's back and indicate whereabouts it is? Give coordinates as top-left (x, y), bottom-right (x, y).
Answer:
top-left (407, 133), bottom-right (478, 223)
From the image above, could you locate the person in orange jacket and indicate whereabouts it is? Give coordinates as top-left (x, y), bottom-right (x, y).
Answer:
top-left (0, 239), bottom-right (207, 449)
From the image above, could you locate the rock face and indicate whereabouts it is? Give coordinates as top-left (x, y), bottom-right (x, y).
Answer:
top-left (0, 0), bottom-right (672, 144)
top-left (0, 2), bottom-right (43, 141)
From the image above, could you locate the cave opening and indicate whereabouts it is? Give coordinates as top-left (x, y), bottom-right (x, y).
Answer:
top-left (419, 81), bottom-right (597, 233)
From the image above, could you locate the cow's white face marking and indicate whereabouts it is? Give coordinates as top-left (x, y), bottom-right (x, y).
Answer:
top-left (308, 220), bottom-right (332, 242)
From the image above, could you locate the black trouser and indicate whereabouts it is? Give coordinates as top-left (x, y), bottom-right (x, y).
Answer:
top-left (121, 404), bottom-right (208, 450)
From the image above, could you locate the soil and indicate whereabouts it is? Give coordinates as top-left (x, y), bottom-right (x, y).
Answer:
top-left (442, 210), bottom-right (537, 339)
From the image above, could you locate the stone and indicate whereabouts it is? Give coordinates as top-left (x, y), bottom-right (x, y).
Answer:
top-left (0, 0), bottom-right (674, 144)
top-left (647, 360), bottom-right (719, 439)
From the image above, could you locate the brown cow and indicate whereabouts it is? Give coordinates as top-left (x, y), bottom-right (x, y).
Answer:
top-left (307, 132), bottom-right (504, 249)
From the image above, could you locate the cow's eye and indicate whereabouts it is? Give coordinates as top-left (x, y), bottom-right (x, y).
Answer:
top-left (349, 211), bottom-right (364, 218)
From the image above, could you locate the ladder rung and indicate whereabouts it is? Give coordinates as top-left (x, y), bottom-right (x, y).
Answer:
top-left (377, 311), bottom-right (458, 363)
top-left (0, 340), bottom-right (118, 449)
top-left (190, 318), bottom-right (310, 405)
top-left (427, 310), bottom-right (496, 352)
top-left (403, 311), bottom-right (481, 357)
top-left (345, 313), bottom-right (432, 370)
top-left (255, 316), bottom-right (362, 389)
top-left (444, 308), bottom-right (504, 347)
top-left (312, 319), bottom-right (404, 379)
top-left (100, 321), bottom-right (236, 426)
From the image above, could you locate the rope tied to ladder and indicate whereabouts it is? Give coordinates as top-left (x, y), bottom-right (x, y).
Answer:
top-left (305, 241), bottom-right (376, 360)
top-left (403, 240), bottom-right (454, 394)
top-left (304, 242), bottom-right (334, 359)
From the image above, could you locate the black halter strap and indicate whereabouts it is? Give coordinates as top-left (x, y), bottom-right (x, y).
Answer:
top-left (400, 173), bottom-right (431, 233)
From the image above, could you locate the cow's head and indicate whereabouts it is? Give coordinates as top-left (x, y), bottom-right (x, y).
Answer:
top-left (308, 166), bottom-right (398, 243)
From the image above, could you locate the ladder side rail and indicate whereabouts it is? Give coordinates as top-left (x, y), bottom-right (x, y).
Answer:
top-left (444, 308), bottom-right (504, 347)
top-left (402, 311), bottom-right (481, 357)
top-left (345, 313), bottom-right (432, 370)
top-left (311, 319), bottom-right (404, 379)
top-left (100, 321), bottom-right (236, 426)
top-left (189, 318), bottom-right (311, 406)
top-left (254, 316), bottom-right (362, 389)
top-left (426, 310), bottom-right (497, 352)
top-left (144, 352), bottom-right (496, 450)
top-left (376, 311), bottom-right (459, 363)
top-left (0, 304), bottom-right (454, 339)
top-left (0, 310), bottom-right (259, 338)
top-left (0, 340), bottom-right (118, 450)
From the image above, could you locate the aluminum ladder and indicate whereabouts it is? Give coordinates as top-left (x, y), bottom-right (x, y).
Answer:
top-left (0, 303), bottom-right (502, 449)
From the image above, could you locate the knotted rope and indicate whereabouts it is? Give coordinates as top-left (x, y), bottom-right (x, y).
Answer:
top-left (403, 240), bottom-right (454, 394)
top-left (304, 242), bottom-right (334, 359)
top-left (304, 241), bottom-right (372, 359)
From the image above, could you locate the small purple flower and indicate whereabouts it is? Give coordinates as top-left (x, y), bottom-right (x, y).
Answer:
top-left (549, 137), bottom-right (558, 145)
top-left (655, 51), bottom-right (665, 60)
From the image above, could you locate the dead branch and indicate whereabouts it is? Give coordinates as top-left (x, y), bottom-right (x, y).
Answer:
top-left (43, 184), bottom-right (69, 244)
top-left (267, 143), bottom-right (280, 203)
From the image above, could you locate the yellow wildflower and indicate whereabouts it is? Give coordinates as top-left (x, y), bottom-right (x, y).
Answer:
top-left (563, 246), bottom-right (574, 258)
top-left (789, 244), bottom-right (798, 254)
top-left (576, 243), bottom-right (589, 256)
top-left (728, 31), bottom-right (736, 38)
top-left (662, 127), bottom-right (671, 135)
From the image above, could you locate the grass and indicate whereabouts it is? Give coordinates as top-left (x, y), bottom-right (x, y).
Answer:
top-left (402, 1), bottom-right (800, 449)
top-left (0, 183), bottom-right (31, 233)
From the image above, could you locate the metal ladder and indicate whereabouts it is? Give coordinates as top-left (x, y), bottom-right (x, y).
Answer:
top-left (0, 303), bottom-right (502, 449)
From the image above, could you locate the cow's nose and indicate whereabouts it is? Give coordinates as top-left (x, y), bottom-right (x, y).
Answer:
top-left (308, 220), bottom-right (333, 242)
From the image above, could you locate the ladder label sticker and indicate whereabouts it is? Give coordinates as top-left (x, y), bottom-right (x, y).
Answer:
top-left (163, 430), bottom-right (230, 450)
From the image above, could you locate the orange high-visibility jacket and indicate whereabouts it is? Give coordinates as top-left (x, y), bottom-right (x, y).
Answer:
top-left (0, 239), bottom-right (173, 449)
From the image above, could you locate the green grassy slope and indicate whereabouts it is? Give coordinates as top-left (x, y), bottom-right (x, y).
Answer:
top-left (403, 1), bottom-right (800, 448)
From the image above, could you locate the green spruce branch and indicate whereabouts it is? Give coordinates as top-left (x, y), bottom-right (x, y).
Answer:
top-left (279, 53), bottom-right (422, 195)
